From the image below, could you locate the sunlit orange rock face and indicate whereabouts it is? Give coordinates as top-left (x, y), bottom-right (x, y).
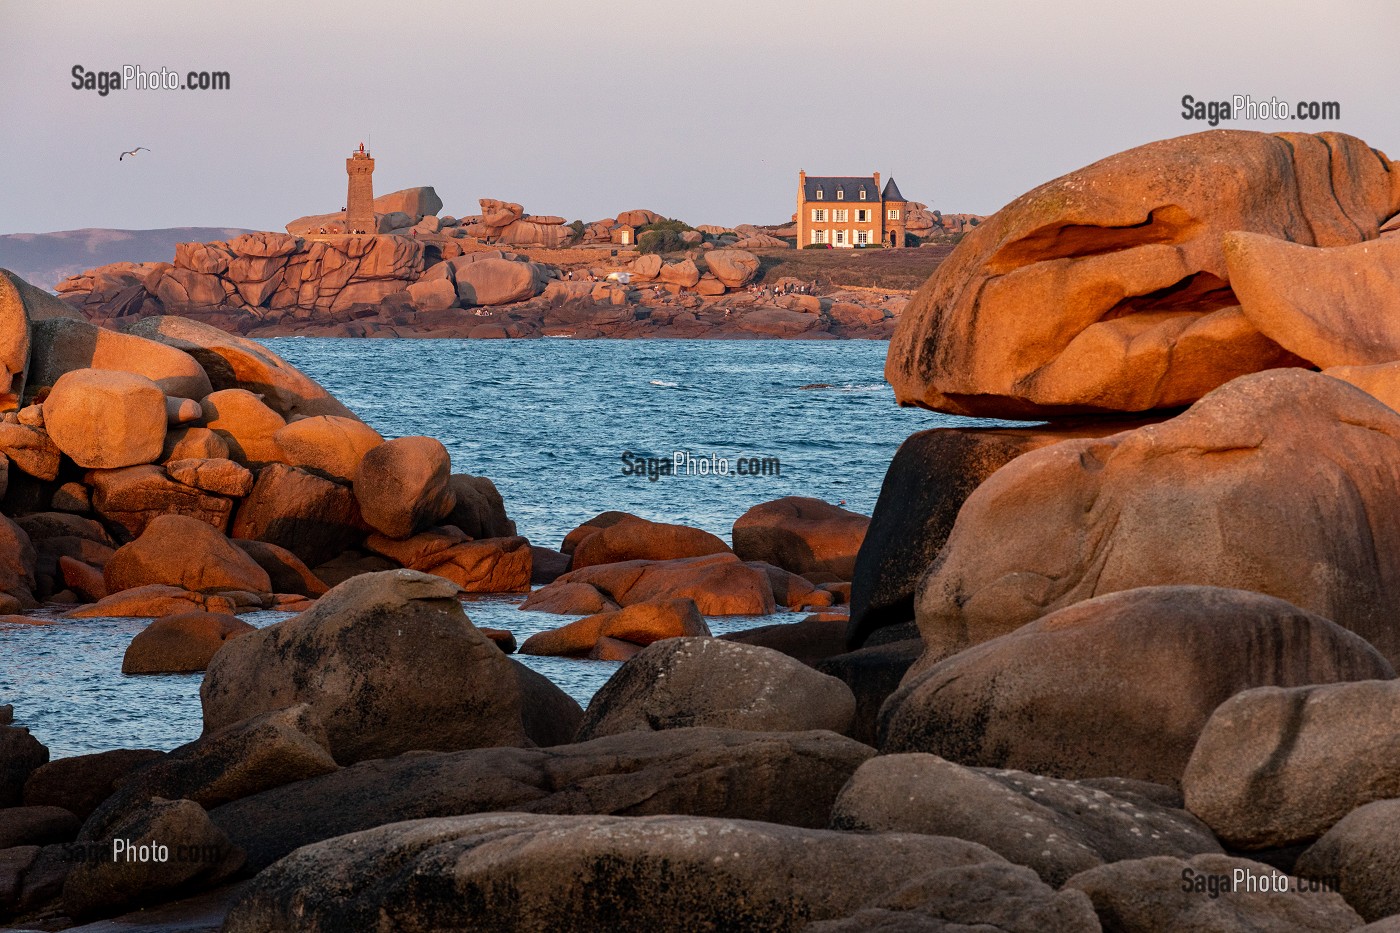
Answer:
top-left (887, 130), bottom-right (1400, 418)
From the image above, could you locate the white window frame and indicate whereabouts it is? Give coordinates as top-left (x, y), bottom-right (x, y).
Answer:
top-left (856, 209), bottom-right (870, 223)
top-left (856, 230), bottom-right (869, 245)
top-left (859, 189), bottom-right (867, 200)
top-left (888, 209), bottom-right (901, 220)
top-left (812, 208), bottom-right (827, 222)
top-left (836, 189), bottom-right (844, 200)
top-left (833, 209), bottom-right (848, 222)
top-left (815, 189), bottom-right (823, 200)
top-left (812, 229), bottom-right (827, 244)
top-left (834, 230), bottom-right (846, 245)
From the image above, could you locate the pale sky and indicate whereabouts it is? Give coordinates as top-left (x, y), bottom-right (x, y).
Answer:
top-left (2, 0), bottom-right (1396, 234)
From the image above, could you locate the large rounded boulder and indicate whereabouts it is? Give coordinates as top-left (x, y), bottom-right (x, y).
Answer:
top-left (201, 570), bottom-right (582, 764)
top-left (576, 637), bottom-right (856, 741)
top-left (221, 813), bottom-right (1099, 933)
top-left (570, 515), bottom-right (730, 570)
top-left (886, 130), bottom-right (1400, 418)
top-left (272, 415), bottom-right (383, 483)
top-left (352, 436), bottom-right (456, 539)
top-left (43, 368), bottom-right (167, 469)
top-left (914, 369), bottom-right (1400, 669)
top-left (704, 249), bottom-right (760, 288)
top-left (121, 612), bottom-right (256, 674)
top-left (733, 497), bottom-right (869, 580)
top-left (104, 514), bottom-right (272, 595)
top-left (881, 586), bottom-right (1394, 785)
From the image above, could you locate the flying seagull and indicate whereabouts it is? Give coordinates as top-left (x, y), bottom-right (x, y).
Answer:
top-left (118, 147), bottom-right (149, 161)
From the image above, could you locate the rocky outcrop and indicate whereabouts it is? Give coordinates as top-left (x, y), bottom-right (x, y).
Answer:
top-left (221, 813), bottom-right (1098, 933)
top-left (1296, 799), bottom-right (1400, 923)
top-left (882, 586), bottom-right (1394, 785)
top-left (1183, 678), bottom-right (1400, 849)
top-left (120, 611), bottom-right (256, 674)
top-left (732, 497), bottom-right (869, 580)
top-left (352, 436), bottom-right (455, 539)
top-left (569, 514), bottom-right (730, 569)
top-left (22, 749), bottom-right (164, 820)
top-left (62, 797), bottom-right (244, 921)
top-left (201, 571), bottom-right (581, 764)
top-left (886, 130), bottom-right (1400, 417)
top-left (830, 754), bottom-right (1221, 886)
top-left (848, 420), bottom-right (1155, 648)
top-left (1064, 853), bottom-right (1363, 932)
top-left (522, 552), bottom-right (776, 616)
top-left (43, 369), bottom-right (167, 469)
top-left (210, 728), bottom-right (874, 872)
top-left (1228, 232), bottom-right (1400, 367)
top-left (914, 370), bottom-right (1400, 669)
top-left (519, 597), bottom-right (711, 658)
top-left (575, 637), bottom-right (856, 740)
top-left (78, 704), bottom-right (337, 843)
top-left (104, 514), bottom-right (272, 595)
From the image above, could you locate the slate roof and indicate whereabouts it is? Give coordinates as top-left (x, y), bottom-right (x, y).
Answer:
top-left (803, 176), bottom-right (880, 202)
top-left (881, 177), bottom-right (906, 202)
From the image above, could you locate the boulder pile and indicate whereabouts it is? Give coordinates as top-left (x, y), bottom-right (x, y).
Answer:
top-left (11, 130), bottom-right (1400, 930)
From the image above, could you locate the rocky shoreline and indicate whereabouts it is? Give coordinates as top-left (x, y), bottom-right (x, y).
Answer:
top-left (4, 128), bottom-right (1400, 930)
top-left (51, 196), bottom-right (964, 341)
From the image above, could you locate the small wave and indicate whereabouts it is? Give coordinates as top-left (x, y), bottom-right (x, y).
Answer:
top-left (799, 382), bottom-right (885, 392)
top-left (649, 380), bottom-right (679, 388)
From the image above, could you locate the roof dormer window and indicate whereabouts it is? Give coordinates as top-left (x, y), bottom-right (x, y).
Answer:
top-left (815, 189), bottom-right (823, 200)
top-left (836, 189), bottom-right (844, 200)
top-left (859, 189), bottom-right (867, 200)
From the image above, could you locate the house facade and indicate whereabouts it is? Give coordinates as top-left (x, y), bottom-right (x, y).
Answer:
top-left (795, 171), bottom-right (908, 248)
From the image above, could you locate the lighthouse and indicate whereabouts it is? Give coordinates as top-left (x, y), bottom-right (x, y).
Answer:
top-left (345, 142), bottom-right (375, 235)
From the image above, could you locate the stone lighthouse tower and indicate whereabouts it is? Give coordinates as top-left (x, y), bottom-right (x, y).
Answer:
top-left (345, 142), bottom-right (375, 234)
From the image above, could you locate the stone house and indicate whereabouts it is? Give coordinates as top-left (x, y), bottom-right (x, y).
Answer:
top-left (795, 171), bottom-right (908, 248)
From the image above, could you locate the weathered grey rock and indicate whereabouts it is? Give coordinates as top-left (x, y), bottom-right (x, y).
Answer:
top-left (0, 805), bottom-right (80, 849)
top-left (830, 754), bottom-right (1221, 886)
top-left (79, 704), bottom-right (337, 843)
top-left (445, 473), bottom-right (515, 538)
top-left (221, 813), bottom-right (1098, 933)
top-left (210, 727), bottom-right (872, 871)
top-left (1297, 799), bottom-right (1400, 923)
top-left (201, 570), bottom-right (581, 764)
top-left (1183, 678), bottom-right (1400, 849)
top-left (1064, 852), bottom-right (1364, 932)
top-left (576, 637), bottom-right (856, 741)
top-left (63, 797), bottom-right (243, 921)
top-left (816, 637), bottom-right (922, 747)
top-left (22, 748), bottom-right (164, 820)
top-left (0, 724), bottom-right (49, 807)
top-left (882, 586), bottom-right (1394, 786)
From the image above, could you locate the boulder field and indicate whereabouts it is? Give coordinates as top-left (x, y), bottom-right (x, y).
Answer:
top-left (48, 194), bottom-right (911, 341)
top-left (8, 129), bottom-right (1400, 929)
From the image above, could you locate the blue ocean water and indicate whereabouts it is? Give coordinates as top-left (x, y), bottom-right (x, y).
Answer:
top-left (1, 339), bottom-right (995, 758)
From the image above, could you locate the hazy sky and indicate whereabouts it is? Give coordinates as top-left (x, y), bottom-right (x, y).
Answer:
top-left (3, 0), bottom-right (1397, 234)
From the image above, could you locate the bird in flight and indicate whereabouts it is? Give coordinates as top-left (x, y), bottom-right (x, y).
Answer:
top-left (118, 147), bottom-right (150, 161)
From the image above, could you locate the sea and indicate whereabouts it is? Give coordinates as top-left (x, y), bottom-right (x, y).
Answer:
top-left (1, 338), bottom-right (1000, 758)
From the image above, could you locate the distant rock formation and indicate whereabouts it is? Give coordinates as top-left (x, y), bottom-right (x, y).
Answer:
top-left (0, 228), bottom-right (254, 292)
